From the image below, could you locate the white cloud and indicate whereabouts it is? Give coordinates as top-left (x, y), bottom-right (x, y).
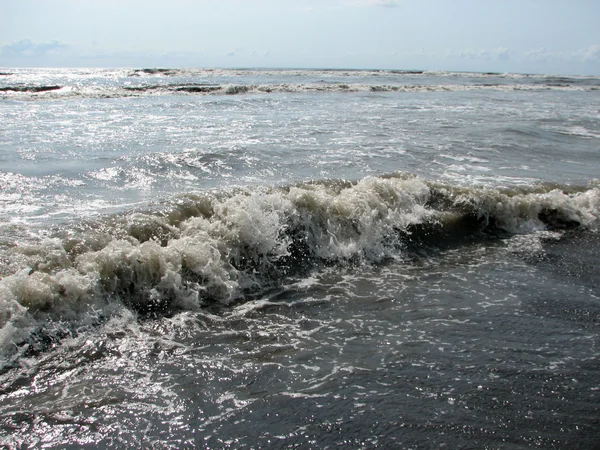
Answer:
top-left (450, 47), bottom-right (510, 61)
top-left (226, 47), bottom-right (245, 57)
top-left (458, 49), bottom-right (490, 60)
top-left (524, 45), bottom-right (600, 64)
top-left (1, 39), bottom-right (69, 57)
top-left (340, 0), bottom-right (399, 7)
top-left (523, 47), bottom-right (560, 63)
top-left (575, 44), bottom-right (600, 62)
top-left (250, 50), bottom-right (271, 58)
top-left (495, 48), bottom-right (509, 60)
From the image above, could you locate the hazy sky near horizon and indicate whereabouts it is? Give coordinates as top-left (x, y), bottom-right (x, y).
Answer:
top-left (1, 0), bottom-right (600, 75)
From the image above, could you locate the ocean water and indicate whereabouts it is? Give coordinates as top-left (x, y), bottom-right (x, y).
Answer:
top-left (1, 68), bottom-right (599, 448)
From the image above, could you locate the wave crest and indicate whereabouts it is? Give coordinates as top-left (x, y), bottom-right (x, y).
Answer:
top-left (1, 174), bottom-right (598, 360)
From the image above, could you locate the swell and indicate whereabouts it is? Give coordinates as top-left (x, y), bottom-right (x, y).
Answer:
top-left (0, 174), bottom-right (598, 362)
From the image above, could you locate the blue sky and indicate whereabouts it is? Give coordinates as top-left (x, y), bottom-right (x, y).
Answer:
top-left (1, 0), bottom-right (600, 75)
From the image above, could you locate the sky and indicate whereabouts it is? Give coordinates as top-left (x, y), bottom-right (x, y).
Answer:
top-left (1, 0), bottom-right (600, 75)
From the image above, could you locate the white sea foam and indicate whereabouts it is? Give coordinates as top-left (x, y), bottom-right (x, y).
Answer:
top-left (1, 175), bottom-right (598, 358)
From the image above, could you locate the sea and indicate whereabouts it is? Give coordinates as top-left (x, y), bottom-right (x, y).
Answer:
top-left (1, 68), bottom-right (599, 449)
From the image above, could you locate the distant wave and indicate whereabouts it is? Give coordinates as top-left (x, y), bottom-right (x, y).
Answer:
top-left (128, 68), bottom-right (429, 77)
top-left (2, 67), bottom-right (599, 100)
top-left (1, 81), bottom-right (597, 100)
top-left (1, 173), bottom-right (598, 365)
top-left (126, 67), bottom-right (600, 81)
top-left (0, 85), bottom-right (62, 93)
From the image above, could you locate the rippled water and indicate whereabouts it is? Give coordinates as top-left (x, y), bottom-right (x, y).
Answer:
top-left (1, 68), bottom-right (599, 448)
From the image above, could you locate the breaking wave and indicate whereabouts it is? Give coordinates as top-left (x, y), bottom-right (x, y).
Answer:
top-left (1, 173), bottom-right (599, 364)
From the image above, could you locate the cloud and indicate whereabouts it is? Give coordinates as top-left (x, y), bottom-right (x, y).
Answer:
top-left (250, 50), bottom-right (271, 58)
top-left (575, 44), bottom-right (600, 62)
top-left (495, 48), bottom-right (509, 60)
top-left (226, 47), bottom-right (245, 57)
top-left (523, 47), bottom-right (560, 63)
top-left (523, 45), bottom-right (600, 65)
top-left (1, 39), bottom-right (69, 57)
top-left (340, 0), bottom-right (399, 7)
top-left (451, 47), bottom-right (510, 61)
top-left (458, 49), bottom-right (490, 60)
